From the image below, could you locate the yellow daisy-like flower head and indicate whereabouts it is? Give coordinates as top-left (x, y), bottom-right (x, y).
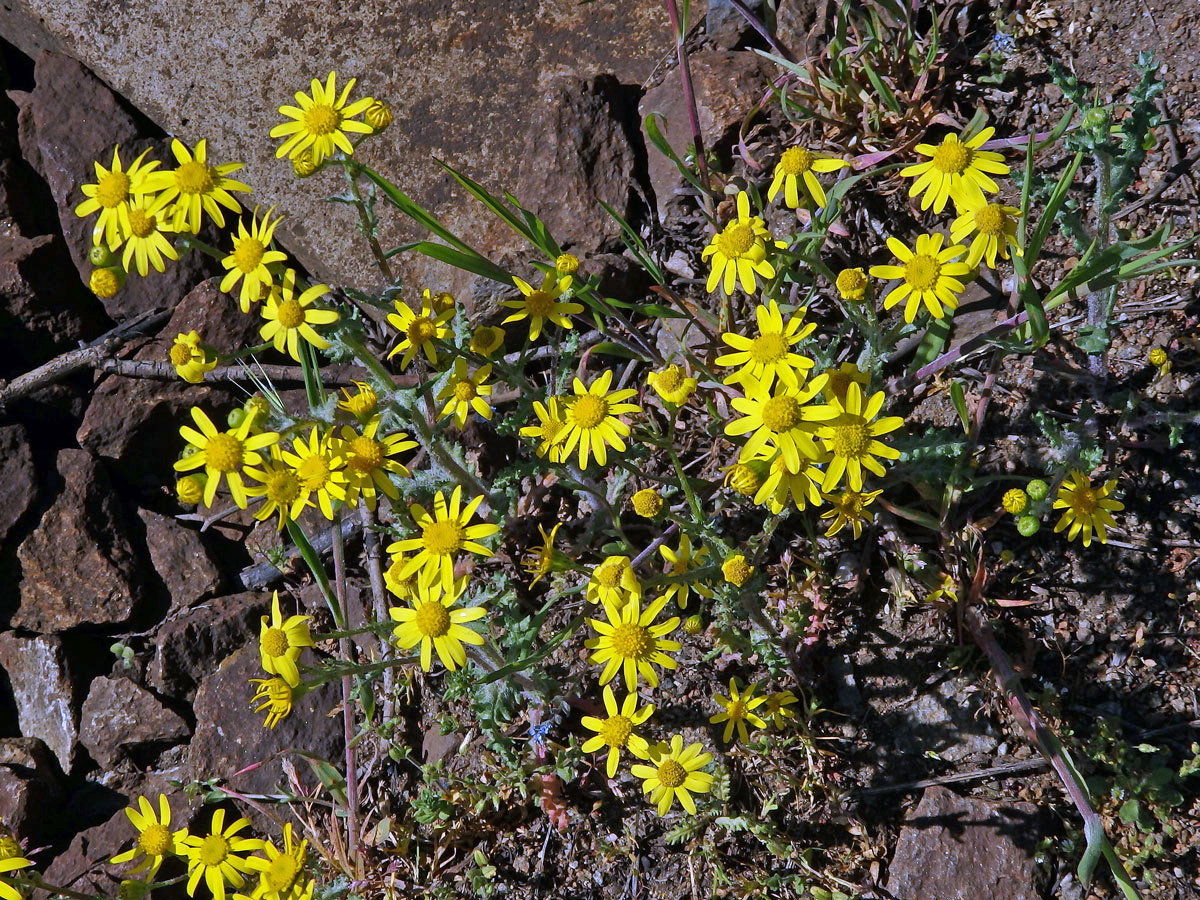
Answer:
top-left (767, 145), bottom-right (848, 209)
top-left (559, 370), bottom-right (641, 469)
top-left (630, 735), bottom-right (714, 816)
top-left (109, 794), bottom-right (185, 879)
top-left (388, 485), bottom-right (500, 591)
top-left (581, 684), bottom-right (654, 778)
top-left (753, 449), bottom-right (827, 513)
top-left (645, 364), bottom-right (697, 406)
top-left (822, 362), bottom-right (870, 406)
top-left (721, 554), bottom-right (753, 587)
top-left (436, 359), bottom-right (494, 429)
top-left (1052, 470), bottom-right (1123, 547)
top-left (950, 201), bottom-right (1023, 269)
top-left (220, 206), bottom-right (288, 313)
top-left (869, 233), bottom-right (973, 323)
top-left (271, 72), bottom-right (375, 164)
top-left (710, 677), bottom-right (767, 744)
top-left (169, 331), bottom-right (218, 384)
top-left (119, 192), bottom-right (179, 277)
top-left (725, 373), bottom-right (836, 471)
top-left (820, 488), bottom-right (883, 538)
top-left (0, 851), bottom-right (32, 900)
top-left (258, 590), bottom-right (315, 688)
top-left (173, 406), bottom-right (280, 509)
top-left (716, 299), bottom-right (816, 390)
top-left (143, 138), bottom-right (250, 234)
top-left (630, 487), bottom-right (663, 518)
top-left (586, 555), bottom-right (642, 608)
top-left (523, 522), bottom-right (563, 586)
top-left (74, 145), bottom-right (160, 250)
top-left (520, 397), bottom-right (569, 463)
top-left (585, 594), bottom-right (681, 692)
top-left (469, 324), bottom-right (506, 357)
top-left (338, 381), bottom-right (378, 418)
top-left (762, 690), bottom-right (799, 729)
top-left (336, 416), bottom-right (417, 511)
top-left (502, 273), bottom-right (582, 341)
top-left (90, 266), bottom-right (124, 298)
top-left (250, 676), bottom-right (294, 729)
top-left (245, 823), bottom-right (312, 900)
top-left (260, 270), bottom-right (340, 362)
top-left (817, 382), bottom-right (904, 492)
top-left (389, 570), bottom-right (487, 672)
top-left (245, 453), bottom-right (309, 531)
top-left (701, 191), bottom-right (780, 296)
top-left (659, 534), bottom-right (713, 610)
top-left (280, 426), bottom-right (348, 520)
top-left (383, 550), bottom-right (420, 601)
top-left (900, 126), bottom-right (1010, 213)
top-left (386, 293), bottom-right (454, 370)
top-left (835, 267), bottom-right (868, 302)
top-left (179, 809), bottom-right (265, 900)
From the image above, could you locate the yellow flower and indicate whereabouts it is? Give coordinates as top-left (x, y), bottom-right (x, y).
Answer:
top-left (645, 364), bottom-right (697, 406)
top-left (469, 325), bottom-right (506, 357)
top-left (950, 201), bottom-right (1022, 269)
top-left (502, 273), bottom-right (582, 341)
top-left (179, 809), bottom-right (264, 900)
top-left (338, 381), bottom-right (378, 418)
top-left (721, 554), bottom-right (753, 587)
top-left (245, 454), bottom-right (309, 531)
top-left (767, 146), bottom-right (848, 209)
top-left (659, 534), bottom-right (712, 610)
top-left (630, 488), bottom-right (663, 518)
top-left (722, 456), bottom-right (770, 497)
top-left (520, 397), bottom-right (567, 463)
top-left (724, 374), bottom-right (835, 471)
top-left (586, 555), bottom-right (642, 608)
top-left (280, 426), bottom-right (348, 520)
top-left (428, 289), bottom-right (456, 314)
top-left (244, 823), bottom-right (313, 900)
top-left (869, 233), bottom-right (973, 323)
top-left (169, 331), bottom-right (218, 384)
top-left (271, 72), bottom-right (375, 164)
top-left (386, 292), bottom-right (453, 370)
top-left (0, 852), bottom-right (32, 900)
top-left (586, 594), bottom-right (681, 692)
top-left (176, 475), bottom-right (205, 506)
top-left (291, 149), bottom-right (318, 178)
top-left (365, 99), bottom-right (393, 134)
top-left (710, 677), bottom-right (767, 744)
top-left (716, 299), bottom-right (816, 390)
top-left (119, 193), bottom-right (179, 277)
top-left (383, 551), bottom-right (420, 601)
top-left (817, 383), bottom-right (903, 492)
top-left (74, 146), bottom-right (160, 250)
top-left (142, 139), bottom-right (250, 234)
top-left (174, 407), bottom-right (280, 508)
top-left (250, 677), bottom-right (294, 729)
top-left (555, 252), bottom-right (580, 275)
top-left (1002, 488), bottom-right (1028, 515)
top-left (90, 266), bottom-right (123, 298)
top-left (220, 207), bottom-right (288, 312)
top-left (822, 362), bottom-right (870, 405)
top-left (1052, 470), bottom-right (1123, 547)
top-left (258, 591), bottom-right (314, 688)
top-left (701, 191), bottom-right (780, 295)
top-left (436, 359), bottom-right (494, 429)
top-left (336, 416), bottom-right (417, 511)
top-left (900, 126), bottom-right (1009, 213)
top-left (1148, 347), bottom-right (1169, 368)
top-left (630, 735), bottom-right (714, 816)
top-left (753, 451), bottom-right (826, 513)
top-left (559, 371), bottom-right (641, 469)
top-left (389, 571), bottom-right (487, 672)
top-left (834, 267), bottom-right (868, 301)
top-left (762, 690), bottom-right (799, 729)
top-left (581, 685), bottom-right (653, 778)
top-left (524, 523), bottom-right (563, 586)
top-left (259, 270), bottom-right (339, 362)
top-left (820, 489), bottom-right (883, 538)
top-left (110, 794), bottom-right (185, 878)
top-left (388, 486), bottom-right (500, 591)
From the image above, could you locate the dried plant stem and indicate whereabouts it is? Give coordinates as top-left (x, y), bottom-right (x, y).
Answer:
top-left (330, 511), bottom-right (361, 870)
top-left (664, 0), bottom-right (710, 192)
top-left (358, 503), bottom-right (396, 720)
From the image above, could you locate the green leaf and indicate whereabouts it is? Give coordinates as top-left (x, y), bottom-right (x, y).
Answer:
top-left (393, 241), bottom-right (513, 286)
top-left (436, 158), bottom-right (560, 258)
top-left (478, 614), bottom-right (584, 685)
top-left (912, 314), bottom-right (952, 370)
top-left (359, 164), bottom-right (475, 254)
top-left (286, 520), bottom-right (341, 626)
top-left (643, 112), bottom-right (708, 195)
top-left (950, 380), bottom-right (971, 435)
top-left (583, 341), bottom-right (647, 361)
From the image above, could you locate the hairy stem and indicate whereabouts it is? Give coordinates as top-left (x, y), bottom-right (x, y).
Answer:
top-left (331, 511), bottom-right (361, 871)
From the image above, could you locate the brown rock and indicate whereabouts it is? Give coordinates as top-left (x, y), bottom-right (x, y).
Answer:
top-left (0, 632), bottom-right (79, 770)
top-left (78, 676), bottom-right (190, 769)
top-left (0, 424), bottom-right (37, 545)
top-left (886, 786), bottom-right (1043, 900)
top-left (42, 804), bottom-right (135, 899)
top-left (13, 449), bottom-right (144, 632)
top-left (136, 509), bottom-right (223, 613)
top-left (161, 276), bottom-right (267, 353)
top-left (0, 737), bottom-right (64, 844)
top-left (149, 592), bottom-right (270, 700)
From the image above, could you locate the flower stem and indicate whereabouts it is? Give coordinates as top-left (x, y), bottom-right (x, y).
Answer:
top-left (331, 510), bottom-right (361, 872)
top-left (343, 163), bottom-right (396, 282)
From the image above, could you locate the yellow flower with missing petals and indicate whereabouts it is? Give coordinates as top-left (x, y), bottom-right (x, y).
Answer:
top-left (762, 690), bottom-right (799, 729)
top-left (586, 555), bottom-right (642, 608)
top-left (524, 523), bottom-right (563, 586)
top-left (169, 331), bottom-right (218, 384)
top-left (1052, 470), bottom-right (1123, 547)
top-left (271, 71), bottom-right (375, 164)
top-left (645, 364), bottom-right (697, 406)
top-left (436, 359), bottom-right (493, 429)
top-left (817, 383), bottom-right (903, 492)
top-left (630, 735), bottom-right (713, 816)
top-left (716, 299), bottom-right (816, 390)
top-left (250, 676), bottom-right (294, 729)
top-left (559, 371), bottom-right (641, 469)
top-left (820, 489), bottom-right (883, 538)
top-left (74, 146), bottom-right (160, 250)
top-left (388, 486), bottom-right (500, 591)
top-left (258, 591), bottom-right (315, 688)
top-left (110, 794), bottom-right (185, 878)
top-left (174, 407), bottom-right (279, 508)
top-left (869, 233), bottom-right (973, 323)
top-left (179, 809), bottom-right (264, 900)
top-left (338, 381), bottom-right (378, 418)
top-left (502, 273), bottom-right (582, 341)
top-left (767, 145), bottom-right (848, 209)
top-left (701, 191), bottom-right (781, 295)
top-left (835, 267), bottom-right (868, 302)
top-left (724, 374), bottom-right (836, 471)
top-left (520, 397), bottom-right (568, 463)
top-left (630, 488), bottom-right (663, 518)
top-left (119, 193), bottom-right (179, 277)
top-left (389, 570), bottom-right (487, 672)
top-left (337, 416), bottom-right (417, 511)
top-left (259, 270), bottom-right (339, 362)
top-left (386, 293), bottom-right (453, 370)
top-left (586, 594), bottom-right (681, 692)
top-left (659, 534), bottom-right (712, 610)
top-left (581, 685), bottom-right (653, 778)
top-left (220, 207), bottom-right (288, 312)
top-left (143, 138), bottom-right (250, 234)
top-left (244, 823), bottom-right (313, 900)
top-left (900, 126), bottom-right (1009, 213)
top-left (721, 554), bottom-right (753, 587)
top-left (280, 426), bottom-right (347, 520)
top-left (469, 325), bottom-right (506, 357)
top-left (950, 201), bottom-right (1022, 269)
top-left (710, 678), bottom-right (767, 744)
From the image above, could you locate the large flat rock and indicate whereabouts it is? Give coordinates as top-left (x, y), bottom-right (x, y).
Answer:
top-left (0, 1), bottom-right (681, 297)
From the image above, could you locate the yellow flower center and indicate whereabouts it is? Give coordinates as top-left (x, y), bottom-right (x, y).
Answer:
top-left (453, 380), bottom-right (477, 402)
top-left (96, 170), bottom-right (131, 208)
top-left (523, 290), bottom-right (555, 318)
top-left (174, 160), bottom-right (215, 195)
top-left (904, 255), bottom-right (941, 291)
top-left (595, 559), bottom-right (625, 589)
top-left (266, 470), bottom-right (301, 504)
top-left (726, 699), bottom-right (748, 721)
top-left (1069, 484), bottom-right (1097, 514)
top-left (974, 204), bottom-right (1006, 235)
top-left (472, 327), bottom-right (501, 353)
top-left (276, 299), bottom-right (305, 329)
top-left (571, 394), bottom-right (609, 429)
top-left (232, 237), bottom-right (265, 273)
top-left (609, 622), bottom-right (649, 659)
top-left (839, 493), bottom-right (866, 515)
top-left (170, 342), bottom-right (194, 366)
top-left (138, 823), bottom-right (172, 857)
top-left (303, 104), bottom-right (341, 136)
top-left (422, 519), bottom-right (465, 556)
top-left (656, 758), bottom-right (687, 789)
top-left (654, 366), bottom-right (683, 392)
top-left (205, 434), bottom-right (244, 472)
top-left (778, 146), bottom-right (814, 176)
top-left (347, 436), bottom-right (384, 472)
top-left (413, 601), bottom-right (451, 638)
top-left (599, 714), bottom-right (632, 747)
top-left (836, 268), bottom-right (867, 296)
top-left (931, 138), bottom-right (971, 174)
top-left (264, 853), bottom-right (301, 893)
top-left (407, 317), bottom-right (436, 344)
top-left (540, 418), bottom-right (563, 443)
top-left (262, 627), bottom-right (290, 658)
top-left (829, 421), bottom-right (871, 458)
top-left (760, 395), bottom-right (801, 432)
top-left (295, 455), bottom-right (330, 490)
top-left (717, 223), bottom-right (755, 258)
top-left (91, 268), bottom-right (120, 298)
top-left (748, 332), bottom-right (787, 364)
top-left (198, 833), bottom-right (229, 867)
top-left (723, 556), bottom-right (753, 586)
top-left (127, 208), bottom-right (156, 239)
